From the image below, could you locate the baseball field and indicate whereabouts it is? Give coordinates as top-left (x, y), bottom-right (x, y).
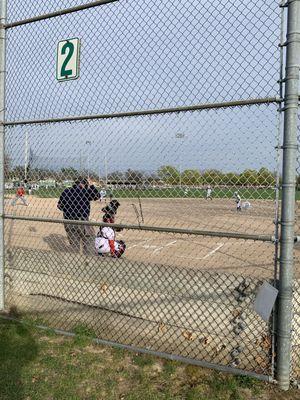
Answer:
top-left (4, 193), bottom-right (296, 280)
top-left (4, 193), bottom-right (300, 376)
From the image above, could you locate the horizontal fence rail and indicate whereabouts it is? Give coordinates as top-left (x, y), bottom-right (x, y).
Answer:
top-left (4, 213), bottom-right (276, 242)
top-left (4, 97), bottom-right (281, 126)
top-left (0, 314), bottom-right (276, 383)
top-left (3, 0), bottom-right (119, 29)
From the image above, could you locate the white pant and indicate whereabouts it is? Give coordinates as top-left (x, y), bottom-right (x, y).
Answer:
top-left (95, 237), bottom-right (123, 254)
top-left (11, 195), bottom-right (28, 206)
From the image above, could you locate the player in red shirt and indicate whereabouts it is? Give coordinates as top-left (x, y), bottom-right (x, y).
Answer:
top-left (11, 185), bottom-right (28, 206)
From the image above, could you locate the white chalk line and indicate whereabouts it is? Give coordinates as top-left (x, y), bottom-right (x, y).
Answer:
top-left (175, 242), bottom-right (225, 261)
top-left (129, 240), bottom-right (177, 253)
top-left (202, 243), bottom-right (225, 260)
top-left (153, 240), bottom-right (177, 254)
top-left (176, 255), bottom-right (204, 260)
top-left (127, 238), bottom-right (153, 250)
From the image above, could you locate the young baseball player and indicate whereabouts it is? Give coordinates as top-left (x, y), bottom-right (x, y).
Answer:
top-left (234, 191), bottom-right (242, 211)
top-left (206, 185), bottom-right (212, 200)
top-left (101, 199), bottom-right (121, 216)
top-left (95, 213), bottom-right (126, 258)
top-left (11, 185), bottom-right (28, 206)
top-left (99, 188), bottom-right (107, 202)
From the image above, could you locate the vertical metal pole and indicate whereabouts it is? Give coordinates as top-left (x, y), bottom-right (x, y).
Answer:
top-left (24, 131), bottom-right (28, 181)
top-left (86, 140), bottom-right (91, 180)
top-left (0, 0), bottom-right (6, 310)
top-left (105, 151), bottom-right (108, 187)
top-left (99, 164), bottom-right (101, 187)
top-left (271, 1), bottom-right (286, 380)
top-left (79, 149), bottom-right (82, 172)
top-left (175, 133), bottom-right (184, 187)
top-left (277, 0), bottom-right (300, 390)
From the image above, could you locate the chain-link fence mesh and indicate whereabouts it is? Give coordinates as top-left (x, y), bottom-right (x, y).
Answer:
top-left (6, 0), bottom-right (280, 122)
top-left (7, 1), bottom-right (91, 23)
top-left (291, 113), bottom-right (300, 384)
top-left (3, 0), bottom-right (299, 384)
top-left (292, 279), bottom-right (300, 385)
top-left (5, 107), bottom-right (280, 236)
top-left (5, 220), bottom-right (273, 375)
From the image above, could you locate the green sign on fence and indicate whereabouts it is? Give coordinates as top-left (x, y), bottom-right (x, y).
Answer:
top-left (56, 38), bottom-right (80, 81)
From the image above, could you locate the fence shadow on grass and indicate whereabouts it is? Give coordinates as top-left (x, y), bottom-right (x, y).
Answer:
top-left (0, 318), bottom-right (38, 400)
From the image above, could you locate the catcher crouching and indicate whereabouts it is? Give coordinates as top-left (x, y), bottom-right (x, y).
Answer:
top-left (95, 202), bottom-right (126, 258)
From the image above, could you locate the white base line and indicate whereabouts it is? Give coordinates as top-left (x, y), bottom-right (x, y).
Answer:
top-left (127, 238), bottom-right (152, 250)
top-left (175, 243), bottom-right (225, 261)
top-left (202, 243), bottom-right (224, 260)
top-left (153, 240), bottom-right (177, 254)
top-left (176, 255), bottom-right (204, 260)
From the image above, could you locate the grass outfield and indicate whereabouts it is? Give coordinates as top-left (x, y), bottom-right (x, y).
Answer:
top-left (0, 318), bottom-right (298, 400)
top-left (6, 186), bottom-right (294, 200)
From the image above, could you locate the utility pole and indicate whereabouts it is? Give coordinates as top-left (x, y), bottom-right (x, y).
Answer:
top-left (105, 151), bottom-right (108, 187)
top-left (86, 140), bottom-right (91, 180)
top-left (175, 133), bottom-right (185, 187)
top-left (79, 149), bottom-right (82, 172)
top-left (99, 164), bottom-right (101, 188)
top-left (24, 132), bottom-right (28, 182)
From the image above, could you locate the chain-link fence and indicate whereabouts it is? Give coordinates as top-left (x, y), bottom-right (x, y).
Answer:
top-left (292, 113), bottom-right (300, 385)
top-left (1, 0), bottom-right (300, 389)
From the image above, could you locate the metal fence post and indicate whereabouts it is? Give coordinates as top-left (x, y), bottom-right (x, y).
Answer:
top-left (0, 0), bottom-right (6, 311)
top-left (277, 0), bottom-right (300, 390)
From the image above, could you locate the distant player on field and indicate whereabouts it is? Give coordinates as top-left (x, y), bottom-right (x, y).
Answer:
top-left (234, 191), bottom-right (242, 212)
top-left (206, 185), bottom-right (212, 200)
top-left (11, 184), bottom-right (28, 206)
top-left (99, 188), bottom-right (107, 203)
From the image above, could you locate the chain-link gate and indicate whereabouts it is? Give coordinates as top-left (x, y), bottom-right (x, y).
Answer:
top-left (1, 0), bottom-right (300, 390)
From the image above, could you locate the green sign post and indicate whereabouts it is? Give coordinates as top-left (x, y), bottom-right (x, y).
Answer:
top-left (56, 38), bottom-right (80, 81)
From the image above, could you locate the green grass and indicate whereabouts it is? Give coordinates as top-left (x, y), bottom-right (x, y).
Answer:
top-left (7, 186), bottom-right (296, 200)
top-left (106, 187), bottom-right (279, 200)
top-left (0, 318), bottom-right (299, 400)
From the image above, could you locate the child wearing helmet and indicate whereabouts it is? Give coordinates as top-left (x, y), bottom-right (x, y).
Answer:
top-left (95, 213), bottom-right (126, 258)
top-left (233, 191), bottom-right (242, 212)
top-left (206, 185), bottom-right (212, 200)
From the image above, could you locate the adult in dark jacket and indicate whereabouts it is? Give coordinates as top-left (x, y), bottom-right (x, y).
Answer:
top-left (57, 177), bottom-right (100, 253)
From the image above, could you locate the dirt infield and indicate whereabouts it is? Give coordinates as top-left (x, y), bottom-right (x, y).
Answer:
top-left (4, 195), bottom-right (284, 279)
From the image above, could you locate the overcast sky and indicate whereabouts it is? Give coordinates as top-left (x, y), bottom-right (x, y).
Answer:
top-left (5, 0), bottom-right (282, 175)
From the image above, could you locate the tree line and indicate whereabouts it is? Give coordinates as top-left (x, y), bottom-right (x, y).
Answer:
top-left (6, 162), bottom-right (278, 187)
top-left (156, 166), bottom-right (277, 186)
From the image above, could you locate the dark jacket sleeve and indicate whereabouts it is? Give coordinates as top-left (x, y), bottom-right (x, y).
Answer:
top-left (88, 185), bottom-right (100, 201)
top-left (57, 189), bottom-right (67, 211)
